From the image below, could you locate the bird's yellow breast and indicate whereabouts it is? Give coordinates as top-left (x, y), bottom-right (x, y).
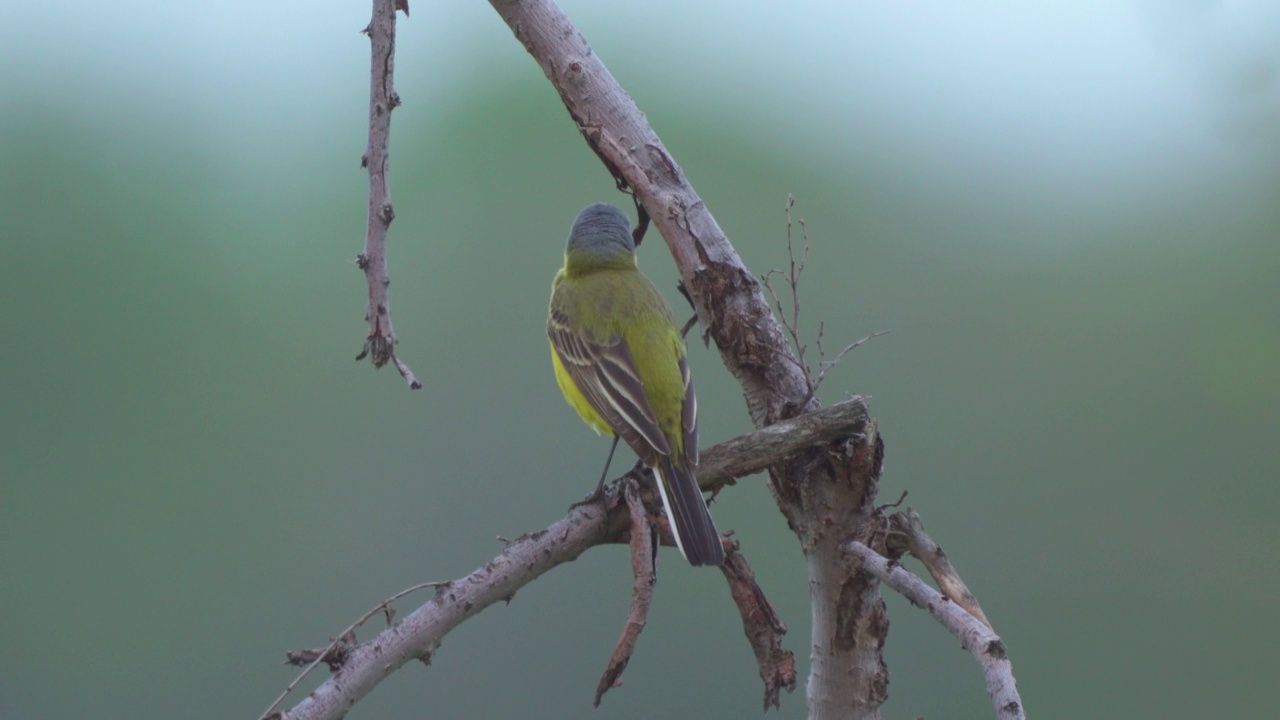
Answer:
top-left (549, 341), bottom-right (615, 437)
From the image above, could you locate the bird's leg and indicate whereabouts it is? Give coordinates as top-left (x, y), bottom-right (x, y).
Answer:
top-left (675, 281), bottom-right (702, 341)
top-left (679, 314), bottom-right (698, 339)
top-left (570, 435), bottom-right (620, 509)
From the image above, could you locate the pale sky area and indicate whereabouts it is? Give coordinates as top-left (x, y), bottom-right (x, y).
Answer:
top-left (4, 0), bottom-right (1277, 211)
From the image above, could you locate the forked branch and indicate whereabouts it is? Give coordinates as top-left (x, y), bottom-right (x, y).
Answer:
top-left (887, 508), bottom-right (992, 629)
top-left (846, 539), bottom-right (1024, 720)
top-left (269, 400), bottom-right (870, 720)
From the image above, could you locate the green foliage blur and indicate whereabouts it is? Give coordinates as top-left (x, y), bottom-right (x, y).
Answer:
top-left (1, 2), bottom-right (1276, 719)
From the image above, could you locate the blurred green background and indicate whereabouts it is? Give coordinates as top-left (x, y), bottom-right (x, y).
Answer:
top-left (2, 1), bottom-right (1276, 718)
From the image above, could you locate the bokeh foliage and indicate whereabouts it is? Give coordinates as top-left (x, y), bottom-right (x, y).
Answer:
top-left (1, 2), bottom-right (1276, 718)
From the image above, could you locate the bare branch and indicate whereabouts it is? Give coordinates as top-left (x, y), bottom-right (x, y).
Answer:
top-left (261, 581), bottom-right (444, 719)
top-left (762, 196), bottom-right (889, 410)
top-left (798, 330), bottom-right (890, 410)
top-left (356, 0), bottom-right (419, 389)
top-left (785, 196), bottom-right (808, 362)
top-left (277, 504), bottom-right (624, 720)
top-left (720, 544), bottom-right (797, 710)
top-left (594, 477), bottom-right (657, 706)
top-left (846, 541), bottom-right (1026, 720)
top-left (761, 195), bottom-right (814, 385)
top-left (887, 508), bottom-right (992, 630)
top-left (694, 397), bottom-right (870, 492)
top-left (273, 400), bottom-right (869, 720)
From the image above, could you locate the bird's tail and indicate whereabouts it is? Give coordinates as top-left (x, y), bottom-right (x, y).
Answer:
top-left (652, 457), bottom-right (725, 566)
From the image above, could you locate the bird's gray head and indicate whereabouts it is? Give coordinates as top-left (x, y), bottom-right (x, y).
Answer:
top-left (566, 203), bottom-right (634, 261)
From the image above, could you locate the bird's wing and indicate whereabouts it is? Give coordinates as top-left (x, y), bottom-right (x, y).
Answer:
top-left (548, 308), bottom-right (671, 460)
top-left (679, 354), bottom-right (698, 466)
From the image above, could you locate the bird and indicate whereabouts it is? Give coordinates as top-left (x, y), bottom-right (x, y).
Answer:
top-left (547, 203), bottom-right (725, 566)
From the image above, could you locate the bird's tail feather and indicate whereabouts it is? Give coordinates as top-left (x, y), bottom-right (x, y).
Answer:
top-left (652, 457), bottom-right (724, 566)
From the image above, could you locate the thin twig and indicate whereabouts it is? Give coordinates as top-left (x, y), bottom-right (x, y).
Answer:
top-left (261, 581), bottom-right (446, 720)
top-left (761, 195), bottom-right (813, 385)
top-left (876, 489), bottom-right (908, 512)
top-left (846, 541), bottom-right (1025, 720)
top-left (594, 477), bottom-right (658, 706)
top-left (355, 0), bottom-right (420, 389)
top-left (785, 198), bottom-right (807, 361)
top-left (762, 196), bottom-right (888, 408)
top-left (798, 330), bottom-right (890, 409)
